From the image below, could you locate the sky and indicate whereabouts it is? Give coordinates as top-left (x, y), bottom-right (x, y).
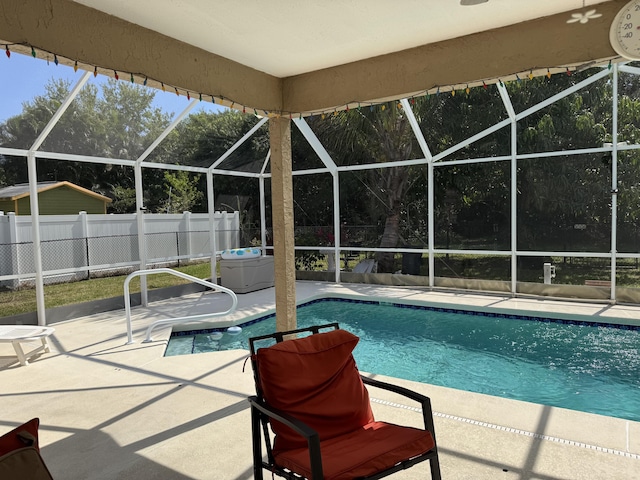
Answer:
top-left (0, 51), bottom-right (225, 122)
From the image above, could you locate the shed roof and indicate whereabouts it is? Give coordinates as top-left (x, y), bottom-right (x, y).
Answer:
top-left (0, 181), bottom-right (112, 203)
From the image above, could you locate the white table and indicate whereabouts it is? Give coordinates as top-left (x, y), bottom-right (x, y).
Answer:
top-left (0, 326), bottom-right (55, 366)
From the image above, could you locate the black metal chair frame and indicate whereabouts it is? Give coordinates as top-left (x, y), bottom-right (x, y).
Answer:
top-left (247, 323), bottom-right (441, 480)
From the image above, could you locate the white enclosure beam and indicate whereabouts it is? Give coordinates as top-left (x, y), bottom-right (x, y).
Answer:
top-left (30, 71), bottom-right (91, 151)
top-left (436, 155), bottom-right (512, 167)
top-left (292, 118), bottom-right (338, 174)
top-left (401, 98), bottom-right (433, 160)
top-left (27, 70), bottom-right (91, 325)
top-left (497, 80), bottom-right (518, 295)
top-left (336, 157), bottom-right (428, 172)
top-left (428, 160), bottom-right (435, 287)
top-left (433, 119), bottom-right (511, 163)
top-left (292, 117), bottom-right (342, 282)
top-left (34, 151), bottom-right (136, 167)
top-left (210, 169), bottom-right (263, 178)
top-left (0, 147), bottom-right (28, 156)
top-left (137, 99), bottom-right (199, 164)
top-left (26, 152), bottom-right (46, 325)
top-left (137, 161), bottom-right (208, 173)
top-left (497, 81), bottom-right (516, 120)
top-left (619, 64), bottom-right (640, 76)
top-left (209, 117), bottom-right (269, 171)
top-left (333, 173), bottom-right (341, 283)
top-left (516, 68), bottom-right (609, 122)
top-left (401, 97), bottom-right (434, 286)
top-left (260, 151), bottom-right (270, 253)
top-left (207, 172), bottom-right (217, 283)
top-left (611, 63), bottom-right (619, 301)
top-left (134, 163), bottom-right (148, 305)
top-left (134, 97), bottom-right (205, 302)
top-left (260, 177), bottom-right (268, 252)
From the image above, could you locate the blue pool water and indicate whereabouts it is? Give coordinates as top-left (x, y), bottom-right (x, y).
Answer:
top-left (165, 298), bottom-right (640, 422)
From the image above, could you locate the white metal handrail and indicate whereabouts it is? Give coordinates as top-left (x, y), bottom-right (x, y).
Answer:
top-left (123, 268), bottom-right (238, 344)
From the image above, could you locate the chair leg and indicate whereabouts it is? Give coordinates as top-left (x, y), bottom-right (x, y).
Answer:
top-left (430, 453), bottom-right (442, 480)
top-left (250, 405), bottom-right (264, 480)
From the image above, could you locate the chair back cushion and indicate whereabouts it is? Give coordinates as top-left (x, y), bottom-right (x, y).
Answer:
top-left (0, 418), bottom-right (54, 480)
top-left (256, 329), bottom-right (374, 452)
top-left (0, 418), bottom-right (40, 456)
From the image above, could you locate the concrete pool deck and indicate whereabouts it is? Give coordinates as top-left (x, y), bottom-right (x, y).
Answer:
top-left (1, 281), bottom-right (639, 479)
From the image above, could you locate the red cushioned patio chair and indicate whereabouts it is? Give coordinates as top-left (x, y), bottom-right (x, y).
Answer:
top-left (247, 323), bottom-right (441, 480)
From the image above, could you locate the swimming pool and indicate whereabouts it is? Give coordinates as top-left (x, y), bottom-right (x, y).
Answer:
top-left (166, 297), bottom-right (640, 422)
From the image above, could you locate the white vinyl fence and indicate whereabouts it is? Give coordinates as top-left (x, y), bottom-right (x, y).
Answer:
top-left (0, 211), bottom-right (239, 288)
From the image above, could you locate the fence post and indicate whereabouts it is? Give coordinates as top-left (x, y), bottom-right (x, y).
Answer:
top-left (227, 211), bottom-right (236, 249)
top-left (233, 211), bottom-right (240, 247)
top-left (79, 211), bottom-right (90, 280)
top-left (220, 211), bottom-right (228, 250)
top-left (183, 211), bottom-right (191, 262)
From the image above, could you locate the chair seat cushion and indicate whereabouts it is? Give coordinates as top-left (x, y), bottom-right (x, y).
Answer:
top-left (274, 421), bottom-right (435, 480)
top-left (256, 329), bottom-right (374, 452)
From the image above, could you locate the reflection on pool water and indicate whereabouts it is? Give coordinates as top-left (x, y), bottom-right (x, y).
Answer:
top-left (165, 297), bottom-right (640, 421)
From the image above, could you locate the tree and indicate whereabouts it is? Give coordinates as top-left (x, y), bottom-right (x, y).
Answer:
top-left (307, 103), bottom-right (424, 272)
top-left (0, 78), bottom-right (172, 207)
top-left (109, 185), bottom-right (137, 213)
top-left (160, 170), bottom-right (203, 213)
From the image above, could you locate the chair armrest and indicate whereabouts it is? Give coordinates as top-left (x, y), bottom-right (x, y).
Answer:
top-left (360, 375), bottom-right (437, 438)
top-left (248, 396), bottom-right (324, 479)
top-left (361, 375), bottom-right (430, 404)
top-left (248, 395), bottom-right (318, 440)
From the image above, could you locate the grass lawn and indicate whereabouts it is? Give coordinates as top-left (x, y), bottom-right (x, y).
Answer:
top-left (0, 262), bottom-right (213, 317)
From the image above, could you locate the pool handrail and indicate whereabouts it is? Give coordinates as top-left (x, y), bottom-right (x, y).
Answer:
top-left (123, 268), bottom-right (238, 344)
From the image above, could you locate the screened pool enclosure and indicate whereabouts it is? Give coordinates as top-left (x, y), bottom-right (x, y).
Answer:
top-left (2, 57), bottom-right (640, 323)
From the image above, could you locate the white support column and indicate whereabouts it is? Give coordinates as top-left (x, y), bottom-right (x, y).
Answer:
top-left (131, 97), bottom-right (198, 294)
top-left (511, 121), bottom-right (518, 296)
top-left (497, 81), bottom-right (518, 296)
top-left (25, 71), bottom-right (91, 326)
top-left (134, 163), bottom-right (148, 306)
top-left (401, 98), bottom-right (434, 286)
top-left (292, 118), bottom-right (342, 281)
top-left (260, 151), bottom-right (271, 254)
top-left (207, 172), bottom-right (217, 282)
top-left (259, 176), bottom-right (267, 252)
top-left (428, 161), bottom-right (435, 287)
top-left (333, 172), bottom-right (341, 283)
top-left (610, 64), bottom-right (619, 301)
top-left (27, 152), bottom-right (46, 325)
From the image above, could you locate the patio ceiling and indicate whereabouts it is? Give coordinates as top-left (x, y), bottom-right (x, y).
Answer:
top-left (0, 0), bottom-right (624, 116)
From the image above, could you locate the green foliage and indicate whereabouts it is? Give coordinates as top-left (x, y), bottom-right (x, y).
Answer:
top-left (293, 229), bottom-right (326, 271)
top-left (160, 170), bottom-right (204, 213)
top-left (109, 185), bottom-right (137, 213)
